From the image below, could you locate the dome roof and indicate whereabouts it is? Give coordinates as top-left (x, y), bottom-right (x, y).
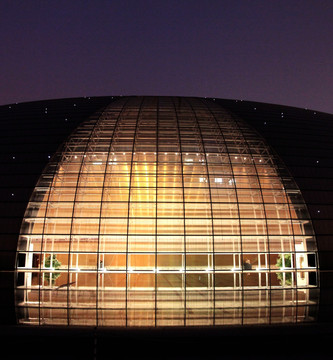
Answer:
top-left (15, 96), bottom-right (318, 326)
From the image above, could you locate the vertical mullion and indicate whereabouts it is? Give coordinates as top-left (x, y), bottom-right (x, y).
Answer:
top-left (171, 97), bottom-right (186, 326)
top-left (95, 99), bottom-right (129, 327)
top-left (154, 98), bottom-right (159, 326)
top-left (184, 98), bottom-right (216, 325)
top-left (36, 152), bottom-right (61, 325)
top-left (66, 112), bottom-right (106, 326)
top-left (229, 114), bottom-right (273, 324)
top-left (278, 167), bottom-right (301, 320)
top-left (199, 99), bottom-right (245, 325)
top-left (125, 97), bottom-right (144, 327)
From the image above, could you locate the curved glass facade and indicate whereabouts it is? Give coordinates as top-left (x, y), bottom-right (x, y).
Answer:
top-left (15, 96), bottom-right (318, 326)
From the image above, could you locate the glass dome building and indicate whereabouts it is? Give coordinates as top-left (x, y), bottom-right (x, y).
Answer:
top-left (14, 96), bottom-right (318, 326)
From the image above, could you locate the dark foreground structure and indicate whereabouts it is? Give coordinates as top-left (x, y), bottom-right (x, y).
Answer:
top-left (0, 96), bottom-right (332, 358)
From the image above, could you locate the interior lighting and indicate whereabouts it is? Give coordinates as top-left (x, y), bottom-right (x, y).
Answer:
top-left (14, 96), bottom-right (319, 327)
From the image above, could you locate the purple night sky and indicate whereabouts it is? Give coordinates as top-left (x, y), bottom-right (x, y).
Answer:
top-left (0, 0), bottom-right (332, 113)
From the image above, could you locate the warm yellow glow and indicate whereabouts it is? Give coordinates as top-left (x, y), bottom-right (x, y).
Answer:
top-left (15, 97), bottom-right (318, 327)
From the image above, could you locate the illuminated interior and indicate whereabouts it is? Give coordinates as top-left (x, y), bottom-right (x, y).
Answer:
top-left (15, 96), bottom-right (318, 326)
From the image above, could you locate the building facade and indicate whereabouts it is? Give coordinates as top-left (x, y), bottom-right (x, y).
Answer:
top-left (0, 96), bottom-right (332, 329)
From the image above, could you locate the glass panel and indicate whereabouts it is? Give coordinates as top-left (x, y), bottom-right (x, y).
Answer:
top-left (15, 96), bottom-right (318, 327)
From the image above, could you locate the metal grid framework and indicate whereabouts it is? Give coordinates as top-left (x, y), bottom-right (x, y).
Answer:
top-left (15, 96), bottom-right (319, 326)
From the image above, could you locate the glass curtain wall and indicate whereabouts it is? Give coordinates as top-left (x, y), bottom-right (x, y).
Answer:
top-left (15, 97), bottom-right (319, 326)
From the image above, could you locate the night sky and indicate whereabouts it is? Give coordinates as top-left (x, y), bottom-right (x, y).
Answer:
top-left (1, 0), bottom-right (332, 113)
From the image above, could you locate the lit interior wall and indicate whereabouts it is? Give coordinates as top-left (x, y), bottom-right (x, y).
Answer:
top-left (15, 97), bottom-right (318, 326)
